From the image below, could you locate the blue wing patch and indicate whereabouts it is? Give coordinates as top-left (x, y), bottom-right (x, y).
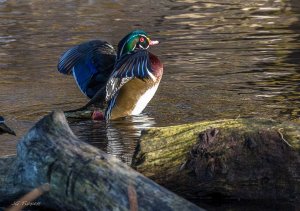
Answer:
top-left (57, 40), bottom-right (116, 98)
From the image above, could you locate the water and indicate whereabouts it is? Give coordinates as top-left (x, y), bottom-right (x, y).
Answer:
top-left (0, 0), bottom-right (299, 209)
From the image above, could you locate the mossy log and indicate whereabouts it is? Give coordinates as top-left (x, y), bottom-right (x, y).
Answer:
top-left (132, 118), bottom-right (300, 202)
top-left (64, 109), bottom-right (93, 119)
top-left (0, 111), bottom-right (202, 211)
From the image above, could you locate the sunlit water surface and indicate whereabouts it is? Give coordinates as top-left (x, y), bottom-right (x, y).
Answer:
top-left (0, 0), bottom-right (300, 209)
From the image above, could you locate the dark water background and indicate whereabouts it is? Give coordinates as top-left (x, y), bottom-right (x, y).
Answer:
top-left (0, 0), bottom-right (299, 210)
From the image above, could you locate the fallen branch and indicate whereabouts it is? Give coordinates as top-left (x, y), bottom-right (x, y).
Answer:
top-left (132, 118), bottom-right (300, 202)
top-left (0, 111), bottom-right (202, 211)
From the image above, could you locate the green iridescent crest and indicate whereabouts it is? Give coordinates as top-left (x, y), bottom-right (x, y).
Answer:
top-left (117, 30), bottom-right (150, 59)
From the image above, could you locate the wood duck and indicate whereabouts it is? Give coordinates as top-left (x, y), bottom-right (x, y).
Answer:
top-left (0, 116), bottom-right (16, 136)
top-left (57, 30), bottom-right (163, 120)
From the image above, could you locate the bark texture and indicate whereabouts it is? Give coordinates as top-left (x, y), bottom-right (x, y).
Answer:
top-left (0, 111), bottom-right (202, 211)
top-left (132, 118), bottom-right (300, 202)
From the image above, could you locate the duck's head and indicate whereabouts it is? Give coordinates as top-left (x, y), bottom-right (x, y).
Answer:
top-left (117, 30), bottom-right (159, 59)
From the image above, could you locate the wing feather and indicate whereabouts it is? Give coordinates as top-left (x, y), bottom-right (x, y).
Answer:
top-left (105, 50), bottom-right (155, 117)
top-left (105, 50), bottom-right (153, 101)
top-left (57, 40), bottom-right (116, 98)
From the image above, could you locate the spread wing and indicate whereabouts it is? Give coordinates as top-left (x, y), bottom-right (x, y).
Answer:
top-left (105, 50), bottom-right (154, 102)
top-left (57, 40), bottom-right (116, 99)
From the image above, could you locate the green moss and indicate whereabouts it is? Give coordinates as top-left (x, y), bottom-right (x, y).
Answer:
top-left (133, 118), bottom-right (300, 177)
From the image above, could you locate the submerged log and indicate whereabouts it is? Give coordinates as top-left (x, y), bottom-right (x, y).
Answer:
top-left (132, 118), bottom-right (300, 202)
top-left (0, 111), bottom-right (202, 211)
top-left (64, 109), bottom-right (93, 119)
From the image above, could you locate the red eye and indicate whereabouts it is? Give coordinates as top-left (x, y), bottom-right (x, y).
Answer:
top-left (139, 37), bottom-right (145, 42)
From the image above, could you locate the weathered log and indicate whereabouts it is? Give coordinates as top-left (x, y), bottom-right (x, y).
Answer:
top-left (64, 109), bottom-right (93, 119)
top-left (132, 118), bottom-right (300, 202)
top-left (0, 111), bottom-right (202, 211)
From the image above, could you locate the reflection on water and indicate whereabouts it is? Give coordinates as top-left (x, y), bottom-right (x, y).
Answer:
top-left (1, 0), bottom-right (300, 209)
top-left (0, 0), bottom-right (299, 203)
top-left (70, 114), bottom-right (155, 163)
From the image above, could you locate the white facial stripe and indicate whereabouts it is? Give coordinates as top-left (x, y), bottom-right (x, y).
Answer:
top-left (138, 44), bottom-right (149, 49)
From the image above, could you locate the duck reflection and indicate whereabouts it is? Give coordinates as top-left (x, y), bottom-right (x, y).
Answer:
top-left (69, 113), bottom-right (155, 164)
top-left (106, 114), bottom-right (155, 163)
